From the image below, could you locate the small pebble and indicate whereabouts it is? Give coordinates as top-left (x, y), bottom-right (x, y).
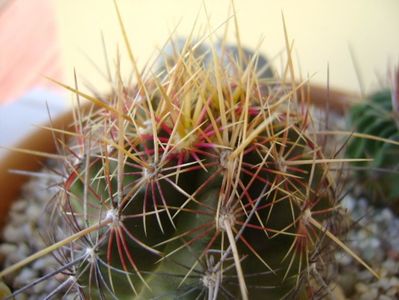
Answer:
top-left (14, 269), bottom-right (37, 287)
top-left (355, 282), bottom-right (368, 294)
top-left (359, 289), bottom-right (378, 300)
top-left (0, 244), bottom-right (17, 256)
top-left (12, 200), bottom-right (27, 212)
top-left (3, 225), bottom-right (24, 243)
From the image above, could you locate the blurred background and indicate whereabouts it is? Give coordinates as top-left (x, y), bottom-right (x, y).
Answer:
top-left (0, 0), bottom-right (399, 145)
top-left (55, 0), bottom-right (399, 95)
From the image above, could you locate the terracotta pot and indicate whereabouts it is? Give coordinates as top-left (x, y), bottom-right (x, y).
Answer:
top-left (0, 84), bottom-right (358, 230)
top-left (0, 108), bottom-right (74, 229)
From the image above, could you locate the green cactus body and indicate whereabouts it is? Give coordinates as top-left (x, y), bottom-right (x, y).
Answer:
top-left (47, 38), bottom-right (343, 300)
top-left (346, 90), bottom-right (399, 211)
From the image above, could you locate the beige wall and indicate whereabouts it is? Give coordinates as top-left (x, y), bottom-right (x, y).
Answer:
top-left (54, 0), bottom-right (399, 96)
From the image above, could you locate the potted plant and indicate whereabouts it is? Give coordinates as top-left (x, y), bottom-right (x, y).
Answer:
top-left (0, 6), bottom-right (379, 299)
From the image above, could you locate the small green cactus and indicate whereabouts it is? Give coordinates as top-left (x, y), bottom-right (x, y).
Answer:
top-left (346, 69), bottom-right (399, 212)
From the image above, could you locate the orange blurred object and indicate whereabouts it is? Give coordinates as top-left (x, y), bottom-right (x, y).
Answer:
top-left (0, 0), bottom-right (62, 104)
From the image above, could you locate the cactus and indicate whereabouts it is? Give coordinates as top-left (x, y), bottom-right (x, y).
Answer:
top-left (52, 40), bottom-right (340, 299)
top-left (346, 68), bottom-right (399, 212)
top-left (0, 7), bottom-right (380, 300)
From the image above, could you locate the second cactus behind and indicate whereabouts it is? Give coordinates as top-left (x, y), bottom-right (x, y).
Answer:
top-left (346, 70), bottom-right (399, 212)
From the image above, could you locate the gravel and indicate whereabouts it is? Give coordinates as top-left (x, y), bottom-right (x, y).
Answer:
top-left (0, 167), bottom-right (64, 300)
top-left (333, 196), bottom-right (399, 299)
